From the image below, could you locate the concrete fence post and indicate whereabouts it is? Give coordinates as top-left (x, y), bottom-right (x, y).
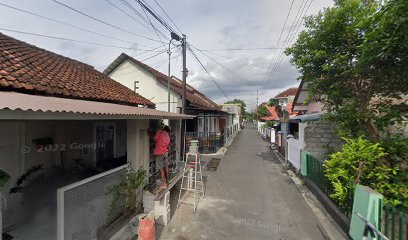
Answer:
top-left (349, 185), bottom-right (383, 239)
top-left (300, 150), bottom-right (309, 176)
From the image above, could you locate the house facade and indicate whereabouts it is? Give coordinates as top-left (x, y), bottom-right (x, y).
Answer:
top-left (287, 80), bottom-right (341, 170)
top-left (104, 53), bottom-right (236, 154)
top-left (258, 88), bottom-right (298, 158)
top-left (0, 33), bottom-right (191, 240)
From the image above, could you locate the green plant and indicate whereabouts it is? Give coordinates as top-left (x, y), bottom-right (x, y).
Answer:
top-left (0, 169), bottom-right (10, 188)
top-left (107, 166), bottom-right (146, 222)
top-left (324, 137), bottom-right (392, 205)
top-left (286, 0), bottom-right (408, 141)
top-left (9, 164), bottom-right (44, 193)
top-left (256, 104), bottom-right (268, 119)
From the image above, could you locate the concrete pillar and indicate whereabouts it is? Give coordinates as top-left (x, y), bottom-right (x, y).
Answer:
top-left (127, 119), bottom-right (149, 171)
top-left (349, 185), bottom-right (383, 239)
top-left (127, 119), bottom-right (149, 206)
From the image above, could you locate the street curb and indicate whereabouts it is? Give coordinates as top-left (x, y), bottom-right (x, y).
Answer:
top-left (271, 149), bottom-right (348, 240)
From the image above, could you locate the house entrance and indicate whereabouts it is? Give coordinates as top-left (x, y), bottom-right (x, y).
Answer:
top-left (95, 123), bottom-right (115, 169)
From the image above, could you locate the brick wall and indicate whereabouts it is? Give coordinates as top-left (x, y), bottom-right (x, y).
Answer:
top-left (304, 121), bottom-right (343, 160)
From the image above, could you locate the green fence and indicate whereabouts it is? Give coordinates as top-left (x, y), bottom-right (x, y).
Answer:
top-left (380, 204), bottom-right (408, 240)
top-left (304, 151), bottom-right (353, 218)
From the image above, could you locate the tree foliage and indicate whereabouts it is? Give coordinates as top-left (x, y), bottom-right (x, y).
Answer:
top-left (256, 104), bottom-right (268, 119)
top-left (286, 0), bottom-right (408, 140)
top-left (268, 98), bottom-right (279, 106)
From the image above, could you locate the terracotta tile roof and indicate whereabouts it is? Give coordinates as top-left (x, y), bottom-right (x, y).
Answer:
top-left (0, 33), bottom-right (154, 108)
top-left (274, 87), bottom-right (298, 99)
top-left (104, 53), bottom-right (222, 112)
top-left (261, 105), bottom-right (279, 121)
top-left (261, 103), bottom-right (297, 121)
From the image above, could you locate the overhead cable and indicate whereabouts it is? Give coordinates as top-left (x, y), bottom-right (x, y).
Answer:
top-left (51, 0), bottom-right (161, 42)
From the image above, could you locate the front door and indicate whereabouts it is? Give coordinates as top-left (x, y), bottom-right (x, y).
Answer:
top-left (95, 124), bottom-right (115, 169)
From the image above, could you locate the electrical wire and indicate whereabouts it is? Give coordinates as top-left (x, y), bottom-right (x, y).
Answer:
top-left (191, 45), bottom-right (251, 87)
top-left (51, 0), bottom-right (161, 43)
top-left (0, 2), bottom-right (150, 46)
top-left (137, 0), bottom-right (175, 33)
top-left (261, 0), bottom-right (295, 88)
top-left (153, 0), bottom-right (183, 35)
top-left (119, 0), bottom-right (169, 40)
top-left (187, 46), bottom-right (230, 100)
top-left (136, 0), bottom-right (169, 52)
top-left (200, 47), bottom-right (283, 51)
top-left (0, 27), bottom-right (165, 52)
top-left (265, 0), bottom-right (314, 90)
top-left (104, 0), bottom-right (151, 31)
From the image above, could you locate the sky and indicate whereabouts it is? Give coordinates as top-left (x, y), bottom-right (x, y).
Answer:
top-left (0, 0), bottom-right (333, 111)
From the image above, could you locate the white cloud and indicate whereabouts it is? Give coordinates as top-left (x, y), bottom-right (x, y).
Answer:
top-left (0, 0), bottom-right (333, 110)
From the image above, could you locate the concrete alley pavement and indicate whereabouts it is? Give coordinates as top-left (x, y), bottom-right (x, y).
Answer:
top-left (159, 126), bottom-right (330, 240)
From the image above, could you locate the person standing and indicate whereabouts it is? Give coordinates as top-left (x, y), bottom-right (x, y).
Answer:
top-left (154, 126), bottom-right (171, 189)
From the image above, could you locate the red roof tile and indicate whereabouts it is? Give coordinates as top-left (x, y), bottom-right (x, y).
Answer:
top-left (104, 53), bottom-right (222, 112)
top-left (0, 33), bottom-right (154, 108)
top-left (261, 105), bottom-right (279, 121)
top-left (274, 87), bottom-right (298, 99)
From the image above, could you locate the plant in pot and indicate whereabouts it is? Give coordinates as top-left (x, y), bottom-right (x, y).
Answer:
top-left (9, 164), bottom-right (44, 194)
top-left (0, 169), bottom-right (10, 189)
top-left (106, 166), bottom-right (146, 226)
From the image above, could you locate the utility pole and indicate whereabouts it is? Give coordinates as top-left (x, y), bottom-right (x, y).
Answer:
top-left (256, 90), bottom-right (259, 123)
top-left (256, 90), bottom-right (259, 108)
top-left (181, 34), bottom-right (187, 114)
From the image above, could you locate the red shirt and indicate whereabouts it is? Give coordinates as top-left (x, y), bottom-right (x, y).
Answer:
top-left (154, 130), bottom-right (170, 155)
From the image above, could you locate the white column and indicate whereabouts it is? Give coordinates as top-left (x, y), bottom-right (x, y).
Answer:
top-left (0, 191), bottom-right (2, 238)
top-left (127, 119), bottom-right (149, 172)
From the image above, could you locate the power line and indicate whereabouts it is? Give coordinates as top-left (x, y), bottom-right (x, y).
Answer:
top-left (200, 47), bottom-right (283, 51)
top-left (152, 0), bottom-right (183, 34)
top-left (0, 28), bottom-right (165, 52)
top-left (265, 0), bottom-right (313, 90)
top-left (136, 0), bottom-right (169, 52)
top-left (119, 0), bottom-right (169, 40)
top-left (104, 0), bottom-right (151, 30)
top-left (51, 0), bottom-right (161, 43)
top-left (95, 44), bottom-right (166, 71)
top-left (0, 2), bottom-right (149, 46)
top-left (137, 0), bottom-right (175, 33)
top-left (191, 44), bottom-right (251, 87)
top-left (187, 46), bottom-right (230, 100)
top-left (263, 0), bottom-right (311, 91)
top-left (261, 0), bottom-right (295, 87)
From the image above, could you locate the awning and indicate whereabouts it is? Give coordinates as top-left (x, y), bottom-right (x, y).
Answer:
top-left (289, 113), bottom-right (323, 123)
top-left (0, 91), bottom-right (194, 120)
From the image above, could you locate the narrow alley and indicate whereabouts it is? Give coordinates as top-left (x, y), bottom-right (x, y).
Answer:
top-left (160, 125), bottom-right (329, 240)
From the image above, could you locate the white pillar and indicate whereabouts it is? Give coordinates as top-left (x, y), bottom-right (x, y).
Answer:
top-left (127, 119), bottom-right (149, 171)
top-left (0, 191), bottom-right (2, 238)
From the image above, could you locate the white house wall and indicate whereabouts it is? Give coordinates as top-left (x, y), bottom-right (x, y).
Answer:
top-left (108, 59), bottom-right (181, 113)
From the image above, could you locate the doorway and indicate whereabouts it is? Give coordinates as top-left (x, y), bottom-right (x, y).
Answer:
top-left (95, 123), bottom-right (116, 169)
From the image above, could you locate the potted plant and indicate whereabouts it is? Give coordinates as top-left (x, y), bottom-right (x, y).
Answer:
top-left (98, 167), bottom-right (145, 239)
top-left (9, 164), bottom-right (44, 194)
top-left (0, 169), bottom-right (10, 189)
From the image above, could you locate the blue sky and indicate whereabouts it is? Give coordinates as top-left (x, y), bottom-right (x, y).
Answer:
top-left (0, 0), bottom-right (333, 110)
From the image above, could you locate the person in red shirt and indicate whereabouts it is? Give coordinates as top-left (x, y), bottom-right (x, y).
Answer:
top-left (154, 126), bottom-right (171, 189)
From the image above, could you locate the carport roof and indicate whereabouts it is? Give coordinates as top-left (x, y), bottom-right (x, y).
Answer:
top-left (0, 91), bottom-right (193, 119)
